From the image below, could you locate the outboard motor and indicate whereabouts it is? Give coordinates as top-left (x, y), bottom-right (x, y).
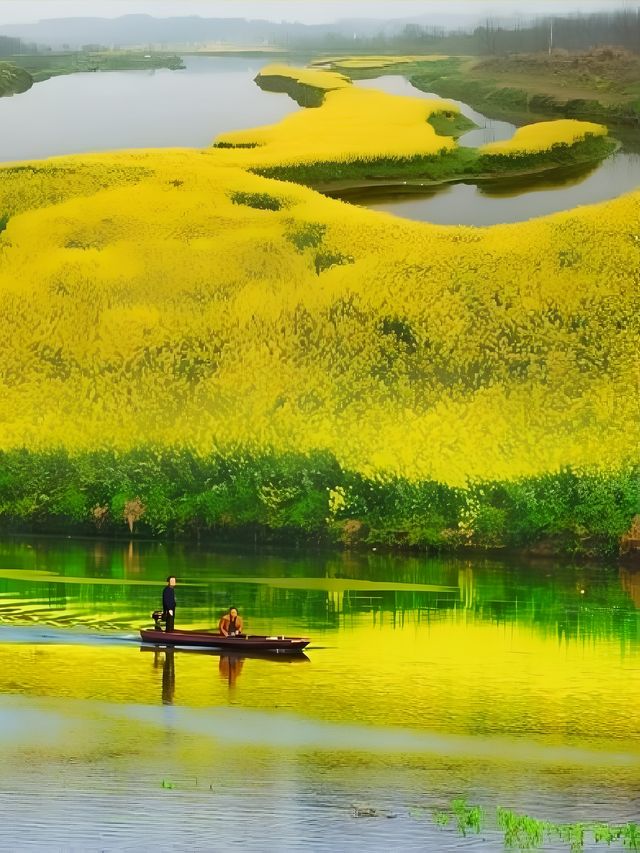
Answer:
top-left (151, 610), bottom-right (165, 630)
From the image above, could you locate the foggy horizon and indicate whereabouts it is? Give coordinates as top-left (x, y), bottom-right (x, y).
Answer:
top-left (0, 0), bottom-right (636, 27)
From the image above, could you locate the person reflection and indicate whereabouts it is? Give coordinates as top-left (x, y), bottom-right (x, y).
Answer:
top-left (219, 654), bottom-right (245, 688)
top-left (154, 648), bottom-right (176, 704)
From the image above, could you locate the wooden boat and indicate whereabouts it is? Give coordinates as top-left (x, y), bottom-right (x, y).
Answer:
top-left (140, 628), bottom-right (310, 653)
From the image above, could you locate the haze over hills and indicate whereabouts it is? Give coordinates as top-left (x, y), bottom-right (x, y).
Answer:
top-left (0, 11), bottom-right (555, 48)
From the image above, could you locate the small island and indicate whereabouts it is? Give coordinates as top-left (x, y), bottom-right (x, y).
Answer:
top-left (216, 65), bottom-right (615, 192)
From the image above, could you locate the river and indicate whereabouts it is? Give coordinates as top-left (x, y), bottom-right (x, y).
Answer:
top-left (0, 56), bottom-right (638, 226)
top-left (0, 536), bottom-right (638, 849)
top-left (349, 75), bottom-right (640, 225)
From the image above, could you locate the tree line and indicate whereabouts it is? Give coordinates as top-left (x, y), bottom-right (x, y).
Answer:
top-left (285, 10), bottom-right (640, 55)
top-left (0, 35), bottom-right (38, 57)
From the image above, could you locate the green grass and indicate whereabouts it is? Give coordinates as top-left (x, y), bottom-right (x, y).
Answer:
top-left (431, 801), bottom-right (640, 851)
top-left (251, 135), bottom-right (615, 189)
top-left (410, 66), bottom-right (640, 127)
top-left (0, 448), bottom-right (636, 558)
top-left (229, 190), bottom-right (287, 211)
top-left (255, 73), bottom-right (327, 107)
top-left (5, 51), bottom-right (184, 85)
top-left (0, 61), bottom-right (33, 97)
top-left (251, 149), bottom-right (476, 186)
top-left (427, 110), bottom-right (477, 138)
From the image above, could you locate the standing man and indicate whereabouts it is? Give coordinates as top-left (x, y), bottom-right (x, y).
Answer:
top-left (163, 575), bottom-right (177, 632)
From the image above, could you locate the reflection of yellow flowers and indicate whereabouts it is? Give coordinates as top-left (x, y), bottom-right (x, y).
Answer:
top-left (481, 119), bottom-right (607, 155)
top-left (0, 146), bottom-right (637, 486)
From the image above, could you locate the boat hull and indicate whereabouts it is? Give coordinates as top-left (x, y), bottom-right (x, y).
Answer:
top-left (140, 628), bottom-right (310, 653)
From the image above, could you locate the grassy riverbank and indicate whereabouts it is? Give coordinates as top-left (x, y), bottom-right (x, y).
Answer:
top-left (1, 50), bottom-right (183, 88)
top-left (0, 449), bottom-right (636, 558)
top-left (252, 134), bottom-right (614, 188)
top-left (0, 62), bottom-right (33, 97)
top-left (324, 51), bottom-right (640, 127)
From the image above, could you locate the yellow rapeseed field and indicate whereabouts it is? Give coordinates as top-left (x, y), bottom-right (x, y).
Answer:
top-left (328, 56), bottom-right (448, 69)
top-left (481, 119), bottom-right (608, 155)
top-left (256, 63), bottom-right (351, 90)
top-left (216, 85), bottom-right (457, 166)
top-left (218, 69), bottom-right (607, 172)
top-left (0, 147), bottom-right (637, 486)
top-left (310, 56), bottom-right (448, 69)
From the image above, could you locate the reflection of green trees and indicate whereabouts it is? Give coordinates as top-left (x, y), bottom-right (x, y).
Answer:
top-left (0, 538), bottom-right (637, 645)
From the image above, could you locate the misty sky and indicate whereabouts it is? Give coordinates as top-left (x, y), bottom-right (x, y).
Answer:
top-left (0, 1), bottom-right (635, 26)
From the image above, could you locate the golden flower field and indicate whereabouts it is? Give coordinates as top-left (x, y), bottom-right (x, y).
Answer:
top-left (256, 63), bottom-right (351, 91)
top-left (0, 68), bottom-right (635, 550)
top-left (217, 84), bottom-right (457, 166)
top-left (0, 144), bottom-right (637, 489)
top-left (480, 119), bottom-right (608, 155)
top-left (220, 68), bottom-right (611, 173)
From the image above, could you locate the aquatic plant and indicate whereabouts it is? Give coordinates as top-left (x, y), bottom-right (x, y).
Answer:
top-left (431, 802), bottom-right (640, 851)
top-left (451, 798), bottom-right (484, 836)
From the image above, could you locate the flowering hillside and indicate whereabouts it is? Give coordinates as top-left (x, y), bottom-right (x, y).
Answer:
top-left (0, 149), bottom-right (637, 492)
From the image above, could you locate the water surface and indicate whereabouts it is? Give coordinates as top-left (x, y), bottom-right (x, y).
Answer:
top-left (0, 537), bottom-right (638, 849)
top-left (351, 75), bottom-right (640, 225)
top-left (0, 55), bottom-right (299, 162)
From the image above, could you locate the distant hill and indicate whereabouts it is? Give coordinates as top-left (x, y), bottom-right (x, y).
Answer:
top-left (1, 10), bottom-right (634, 55)
top-left (0, 12), bottom-right (488, 49)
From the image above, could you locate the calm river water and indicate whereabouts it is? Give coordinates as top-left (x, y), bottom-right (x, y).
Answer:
top-left (0, 537), bottom-right (638, 850)
top-left (0, 56), bottom-right (638, 225)
top-left (352, 75), bottom-right (640, 225)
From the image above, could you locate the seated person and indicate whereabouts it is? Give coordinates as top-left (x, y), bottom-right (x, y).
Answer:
top-left (219, 606), bottom-right (243, 637)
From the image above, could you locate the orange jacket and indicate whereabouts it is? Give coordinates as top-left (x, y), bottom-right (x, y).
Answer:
top-left (219, 613), bottom-right (244, 636)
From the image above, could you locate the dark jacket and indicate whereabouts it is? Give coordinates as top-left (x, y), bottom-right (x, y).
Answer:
top-left (162, 586), bottom-right (176, 613)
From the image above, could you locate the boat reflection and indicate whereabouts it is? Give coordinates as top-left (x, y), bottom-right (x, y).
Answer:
top-left (219, 654), bottom-right (244, 688)
top-left (150, 647), bottom-right (176, 705)
top-left (143, 644), bottom-right (310, 704)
